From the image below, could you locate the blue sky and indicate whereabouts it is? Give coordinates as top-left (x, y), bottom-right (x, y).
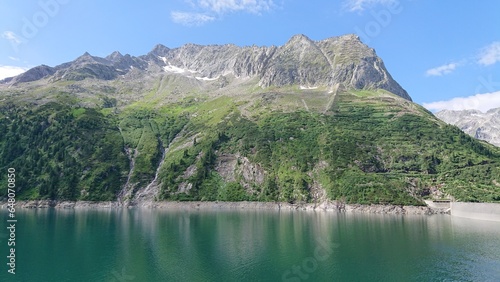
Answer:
top-left (1, 0), bottom-right (500, 112)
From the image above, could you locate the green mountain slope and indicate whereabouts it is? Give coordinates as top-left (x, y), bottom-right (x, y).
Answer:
top-left (1, 89), bottom-right (499, 204)
top-left (1, 34), bottom-right (499, 205)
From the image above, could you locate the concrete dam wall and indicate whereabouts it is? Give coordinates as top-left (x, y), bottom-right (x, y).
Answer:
top-left (451, 202), bottom-right (500, 222)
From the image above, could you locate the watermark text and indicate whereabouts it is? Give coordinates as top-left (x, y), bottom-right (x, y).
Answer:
top-left (354, 0), bottom-right (403, 44)
top-left (282, 237), bottom-right (339, 281)
top-left (6, 168), bottom-right (16, 275)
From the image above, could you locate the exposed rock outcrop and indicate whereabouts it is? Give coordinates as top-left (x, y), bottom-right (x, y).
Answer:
top-left (215, 153), bottom-right (266, 189)
top-left (2, 34), bottom-right (411, 100)
top-left (1, 65), bottom-right (55, 84)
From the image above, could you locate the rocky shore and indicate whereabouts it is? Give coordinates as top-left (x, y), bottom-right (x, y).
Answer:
top-left (1, 200), bottom-right (450, 215)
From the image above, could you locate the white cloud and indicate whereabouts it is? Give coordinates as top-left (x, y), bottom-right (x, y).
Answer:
top-left (0, 66), bottom-right (27, 80)
top-left (344, 0), bottom-right (397, 12)
top-left (425, 63), bottom-right (459, 77)
top-left (2, 31), bottom-right (23, 46)
top-left (422, 42), bottom-right (500, 77)
top-left (172, 0), bottom-right (276, 25)
top-left (2, 31), bottom-right (22, 44)
top-left (478, 41), bottom-right (500, 66)
top-left (171, 11), bottom-right (216, 26)
top-left (198, 0), bottom-right (275, 14)
top-left (423, 91), bottom-right (500, 113)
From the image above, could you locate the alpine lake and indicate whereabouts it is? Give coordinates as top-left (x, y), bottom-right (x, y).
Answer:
top-left (1, 207), bottom-right (500, 281)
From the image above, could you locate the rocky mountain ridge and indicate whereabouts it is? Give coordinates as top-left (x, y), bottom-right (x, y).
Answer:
top-left (436, 108), bottom-right (500, 147)
top-left (1, 34), bottom-right (411, 101)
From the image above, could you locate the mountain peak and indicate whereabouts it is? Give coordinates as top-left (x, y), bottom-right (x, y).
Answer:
top-left (339, 33), bottom-right (361, 41)
top-left (436, 107), bottom-right (500, 146)
top-left (75, 52), bottom-right (98, 63)
top-left (80, 51), bottom-right (92, 58)
top-left (72, 51), bottom-right (113, 67)
top-left (150, 44), bottom-right (170, 56)
top-left (2, 64), bottom-right (55, 85)
top-left (287, 34), bottom-right (313, 43)
top-left (106, 51), bottom-right (124, 62)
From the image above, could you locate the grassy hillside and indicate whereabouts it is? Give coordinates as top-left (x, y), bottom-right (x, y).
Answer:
top-left (1, 89), bottom-right (499, 204)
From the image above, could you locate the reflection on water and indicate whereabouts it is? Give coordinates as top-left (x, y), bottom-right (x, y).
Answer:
top-left (1, 208), bottom-right (499, 281)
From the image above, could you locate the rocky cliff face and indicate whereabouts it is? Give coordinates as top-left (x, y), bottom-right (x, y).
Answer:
top-left (1, 34), bottom-right (411, 101)
top-left (4, 65), bottom-right (56, 84)
top-left (436, 108), bottom-right (500, 147)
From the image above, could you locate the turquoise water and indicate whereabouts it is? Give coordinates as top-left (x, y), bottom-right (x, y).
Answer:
top-left (1, 208), bottom-right (499, 281)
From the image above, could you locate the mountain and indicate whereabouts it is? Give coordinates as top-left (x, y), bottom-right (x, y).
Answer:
top-left (436, 108), bottom-right (500, 147)
top-left (0, 34), bottom-right (499, 206)
top-left (1, 34), bottom-right (410, 100)
top-left (2, 65), bottom-right (56, 84)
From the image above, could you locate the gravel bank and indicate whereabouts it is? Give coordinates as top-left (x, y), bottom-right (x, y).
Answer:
top-left (2, 200), bottom-right (450, 215)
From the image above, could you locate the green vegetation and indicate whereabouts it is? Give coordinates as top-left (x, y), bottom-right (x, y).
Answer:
top-left (1, 90), bottom-right (499, 204)
top-left (0, 102), bottom-right (128, 201)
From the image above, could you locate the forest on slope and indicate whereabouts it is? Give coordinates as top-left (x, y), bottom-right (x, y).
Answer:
top-left (1, 90), bottom-right (499, 205)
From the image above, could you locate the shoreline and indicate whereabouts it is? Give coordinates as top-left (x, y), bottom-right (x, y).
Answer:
top-left (1, 200), bottom-right (450, 215)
